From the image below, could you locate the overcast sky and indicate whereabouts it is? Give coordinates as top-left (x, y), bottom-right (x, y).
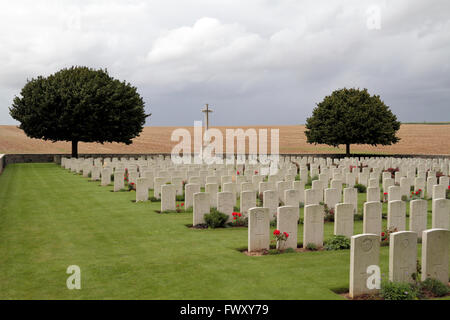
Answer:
top-left (0, 0), bottom-right (449, 126)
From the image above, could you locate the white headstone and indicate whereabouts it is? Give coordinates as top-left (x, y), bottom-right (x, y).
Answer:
top-left (136, 177), bottom-right (149, 202)
top-left (223, 182), bottom-right (237, 206)
top-left (185, 183), bottom-right (200, 209)
top-left (263, 190), bottom-right (278, 218)
top-left (421, 229), bottom-right (449, 283)
top-left (217, 191), bottom-right (234, 220)
top-left (276, 206), bottom-right (299, 250)
top-left (432, 185), bottom-right (445, 200)
top-left (193, 192), bottom-right (211, 226)
top-left (114, 171), bottom-right (125, 192)
top-left (161, 184), bottom-right (176, 212)
top-left (284, 189), bottom-right (300, 208)
top-left (349, 234), bottom-right (380, 298)
top-left (324, 188), bottom-right (340, 211)
top-left (248, 207), bottom-right (270, 252)
top-left (432, 198), bottom-right (449, 229)
top-left (205, 183), bottom-right (219, 207)
top-left (367, 187), bottom-right (380, 202)
top-left (389, 231), bottom-right (417, 283)
top-left (240, 191), bottom-right (256, 217)
top-left (343, 187), bottom-right (358, 214)
top-left (409, 199), bottom-right (428, 238)
top-left (303, 204), bottom-right (324, 248)
top-left (334, 203), bottom-right (354, 238)
top-left (387, 200), bottom-right (406, 231)
top-left (387, 186), bottom-right (401, 202)
top-left (304, 189), bottom-right (321, 206)
top-left (363, 201), bottom-right (382, 236)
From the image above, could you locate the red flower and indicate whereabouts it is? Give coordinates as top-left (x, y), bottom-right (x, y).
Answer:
top-left (237, 171), bottom-right (240, 175)
top-left (232, 212), bottom-right (237, 216)
top-left (415, 191), bottom-right (419, 195)
top-left (254, 170), bottom-right (258, 174)
top-left (176, 204), bottom-right (179, 207)
top-left (418, 189), bottom-right (422, 192)
top-left (273, 229), bottom-right (280, 236)
top-left (381, 232), bottom-right (385, 236)
top-left (448, 185), bottom-right (450, 190)
top-left (383, 192), bottom-right (388, 195)
top-left (283, 232), bottom-right (289, 238)
top-left (238, 213), bottom-right (241, 217)
top-left (181, 203), bottom-right (184, 206)
top-left (233, 217), bottom-right (237, 220)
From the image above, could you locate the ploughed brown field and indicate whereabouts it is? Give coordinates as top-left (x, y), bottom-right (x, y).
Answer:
top-left (0, 124), bottom-right (449, 155)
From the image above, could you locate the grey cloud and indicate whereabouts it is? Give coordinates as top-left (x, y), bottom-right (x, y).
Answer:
top-left (0, 0), bottom-right (449, 126)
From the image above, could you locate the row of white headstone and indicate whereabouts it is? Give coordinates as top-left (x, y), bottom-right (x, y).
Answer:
top-left (61, 154), bottom-right (449, 190)
top-left (349, 229), bottom-right (449, 298)
top-left (60, 155), bottom-right (450, 232)
top-left (246, 198), bottom-right (449, 250)
top-left (244, 206), bottom-right (449, 298)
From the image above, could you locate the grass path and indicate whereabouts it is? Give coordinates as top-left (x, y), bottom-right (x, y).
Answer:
top-left (0, 163), bottom-right (447, 299)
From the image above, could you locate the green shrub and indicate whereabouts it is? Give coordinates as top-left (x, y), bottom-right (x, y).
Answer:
top-left (88, 172), bottom-right (92, 178)
top-left (324, 235), bottom-right (350, 251)
top-left (270, 217), bottom-right (277, 227)
top-left (149, 196), bottom-right (160, 202)
top-left (204, 209), bottom-right (229, 229)
top-left (411, 259), bottom-right (421, 283)
top-left (420, 278), bottom-right (449, 297)
top-left (176, 194), bottom-right (185, 201)
top-left (306, 175), bottom-right (319, 187)
top-left (268, 249), bottom-right (281, 255)
top-left (380, 281), bottom-right (419, 300)
top-left (305, 243), bottom-right (318, 251)
top-left (354, 213), bottom-right (364, 221)
top-left (284, 248), bottom-right (296, 254)
top-left (354, 183), bottom-right (366, 193)
top-left (299, 202), bottom-right (304, 208)
top-left (110, 173), bottom-right (114, 181)
top-left (446, 188), bottom-right (450, 200)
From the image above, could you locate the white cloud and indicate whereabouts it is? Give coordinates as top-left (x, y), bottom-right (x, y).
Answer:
top-left (0, 0), bottom-right (449, 125)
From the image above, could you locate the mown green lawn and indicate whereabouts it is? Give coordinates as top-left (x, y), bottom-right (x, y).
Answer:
top-left (0, 163), bottom-right (447, 300)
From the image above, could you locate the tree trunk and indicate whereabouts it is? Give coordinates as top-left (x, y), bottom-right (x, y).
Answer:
top-left (72, 140), bottom-right (78, 158)
top-left (346, 143), bottom-right (350, 156)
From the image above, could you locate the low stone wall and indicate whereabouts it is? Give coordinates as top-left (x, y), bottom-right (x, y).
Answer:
top-left (1, 152), bottom-right (449, 170)
top-left (0, 154), bottom-right (5, 174)
top-left (3, 154), bottom-right (57, 166)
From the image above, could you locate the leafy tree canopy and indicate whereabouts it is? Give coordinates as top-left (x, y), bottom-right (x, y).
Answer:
top-left (10, 66), bottom-right (150, 157)
top-left (305, 88), bottom-right (400, 155)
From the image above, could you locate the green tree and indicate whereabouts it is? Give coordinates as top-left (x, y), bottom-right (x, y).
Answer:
top-left (10, 66), bottom-right (150, 157)
top-left (305, 88), bottom-right (400, 156)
